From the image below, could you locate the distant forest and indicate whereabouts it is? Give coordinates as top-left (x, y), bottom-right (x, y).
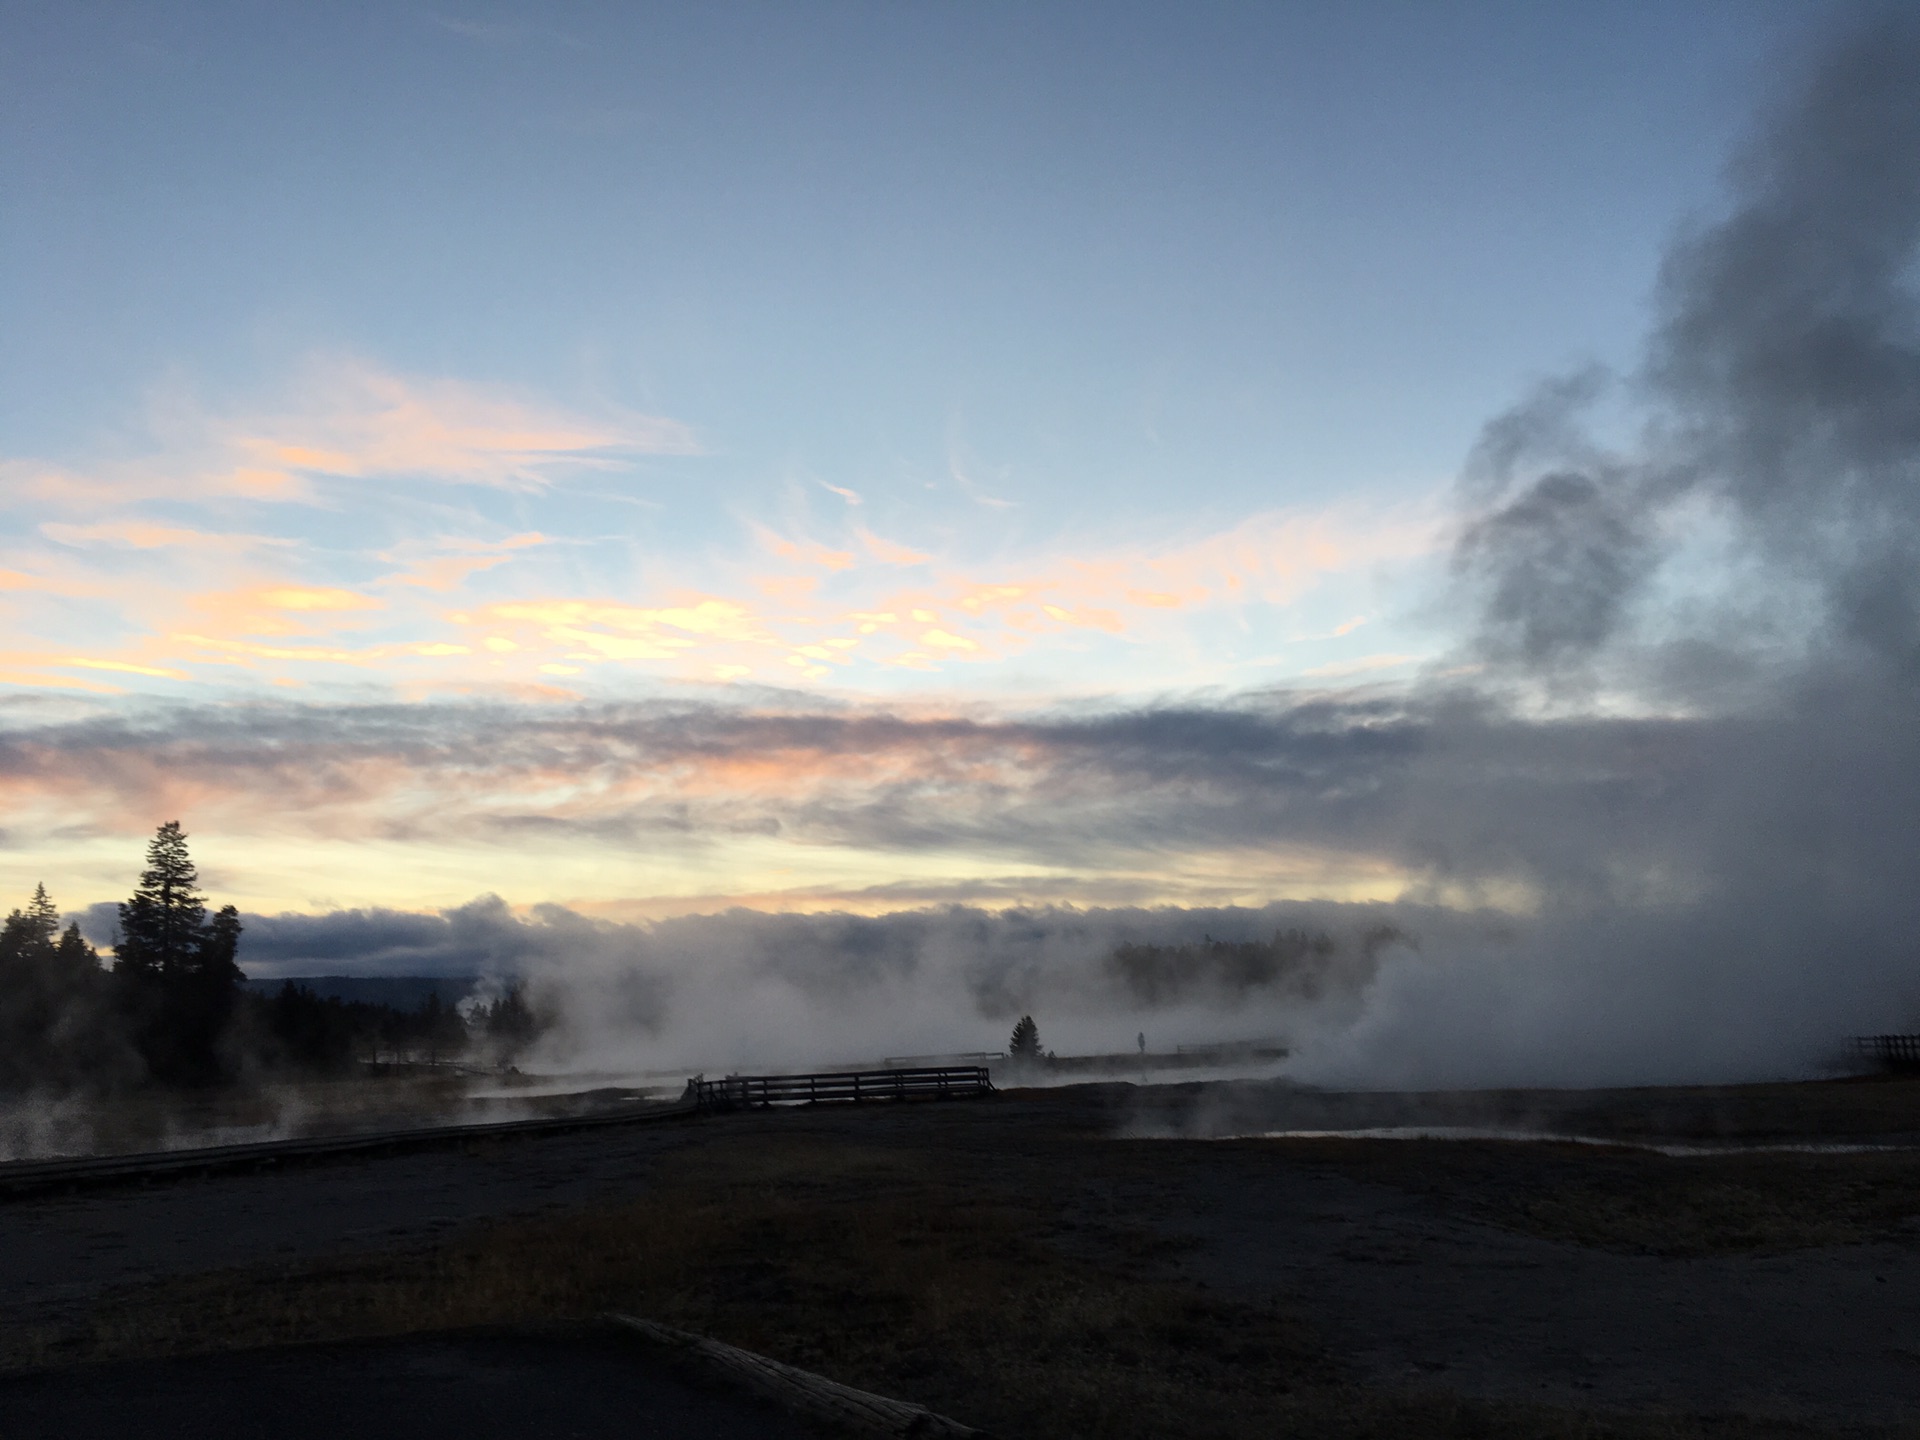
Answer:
top-left (1106, 925), bottom-right (1405, 1005)
top-left (0, 822), bottom-right (544, 1094)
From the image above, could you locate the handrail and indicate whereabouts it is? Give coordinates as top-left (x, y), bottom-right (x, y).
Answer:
top-left (689, 1065), bottom-right (994, 1110)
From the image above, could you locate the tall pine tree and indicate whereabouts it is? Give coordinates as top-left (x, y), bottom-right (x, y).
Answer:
top-left (22, 883), bottom-right (59, 948)
top-left (1008, 1014), bottom-right (1042, 1062)
top-left (113, 822), bottom-right (244, 1085)
top-left (115, 821), bottom-right (207, 980)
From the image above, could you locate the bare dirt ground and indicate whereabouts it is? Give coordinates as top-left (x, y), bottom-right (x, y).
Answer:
top-left (3, 1076), bottom-right (1919, 1438)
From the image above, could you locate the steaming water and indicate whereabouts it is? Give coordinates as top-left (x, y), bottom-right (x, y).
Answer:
top-left (0, 1082), bottom-right (627, 1164)
top-left (1003, 1059), bottom-right (1292, 1089)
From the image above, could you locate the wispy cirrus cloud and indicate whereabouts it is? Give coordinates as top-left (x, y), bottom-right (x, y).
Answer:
top-left (445, 500), bottom-right (1438, 685)
top-left (0, 358), bottom-right (705, 693)
top-left (10, 357), bottom-right (698, 509)
top-left (377, 532), bottom-right (550, 593)
top-left (1, 349), bottom-right (1435, 699)
top-left (0, 495), bottom-right (1436, 696)
top-left (212, 360), bottom-right (697, 497)
top-left (39, 520), bottom-right (289, 553)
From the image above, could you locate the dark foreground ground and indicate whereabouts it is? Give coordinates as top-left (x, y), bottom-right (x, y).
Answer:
top-left (3, 1075), bottom-right (1920, 1438)
top-left (1, 1326), bottom-right (813, 1439)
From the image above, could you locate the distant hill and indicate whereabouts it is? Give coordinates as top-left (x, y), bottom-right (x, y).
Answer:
top-left (241, 975), bottom-right (481, 1009)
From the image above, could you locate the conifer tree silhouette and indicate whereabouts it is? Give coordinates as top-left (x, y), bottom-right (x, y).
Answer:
top-left (0, 883), bottom-right (109, 1091)
top-left (114, 822), bottom-right (243, 1085)
top-left (1009, 1014), bottom-right (1042, 1062)
top-left (115, 821), bottom-right (207, 980)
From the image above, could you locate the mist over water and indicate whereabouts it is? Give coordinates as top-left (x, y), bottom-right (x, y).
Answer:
top-left (234, 898), bottom-right (1426, 1080)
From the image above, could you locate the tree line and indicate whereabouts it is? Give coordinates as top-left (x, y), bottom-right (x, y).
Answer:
top-left (1105, 925), bottom-right (1401, 1005)
top-left (0, 822), bottom-right (544, 1094)
top-left (264, 980), bottom-right (540, 1073)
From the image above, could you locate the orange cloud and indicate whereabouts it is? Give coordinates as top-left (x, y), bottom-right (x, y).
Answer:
top-left (10, 360), bottom-right (699, 511)
top-left (170, 634), bottom-right (369, 663)
top-left (919, 628), bottom-right (978, 651)
top-left (385, 555), bottom-right (508, 592)
top-left (217, 360), bottom-right (699, 495)
top-left (167, 584), bottom-right (389, 643)
top-left (758, 530), bottom-right (856, 572)
top-left (0, 666), bottom-right (120, 693)
top-left (256, 587), bottom-right (382, 612)
top-left (856, 528), bottom-right (931, 566)
top-left (42, 521), bottom-right (230, 550)
top-left (4, 404), bottom-right (1440, 702)
top-left (377, 532), bottom-right (550, 593)
top-left (58, 658), bottom-right (190, 680)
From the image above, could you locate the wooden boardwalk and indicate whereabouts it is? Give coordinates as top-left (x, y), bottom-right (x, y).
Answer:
top-left (0, 1097), bottom-right (698, 1199)
top-left (689, 1066), bottom-right (994, 1110)
top-left (1853, 1034), bottom-right (1920, 1072)
top-left (0, 1067), bottom-right (995, 1197)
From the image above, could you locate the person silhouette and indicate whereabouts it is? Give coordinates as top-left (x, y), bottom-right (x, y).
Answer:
top-left (1137, 1031), bottom-right (1146, 1055)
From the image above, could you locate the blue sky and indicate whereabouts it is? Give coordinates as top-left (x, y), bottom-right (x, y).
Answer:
top-left (0, 0), bottom-right (1842, 915)
top-left (6, 2), bottom-right (1812, 506)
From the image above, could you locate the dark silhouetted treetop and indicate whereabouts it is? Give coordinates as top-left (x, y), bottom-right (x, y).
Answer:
top-left (55, 922), bottom-right (99, 980)
top-left (113, 822), bottom-right (245, 1086)
top-left (115, 820), bottom-right (208, 979)
top-left (200, 904), bottom-right (244, 988)
top-left (1009, 1014), bottom-right (1041, 1060)
top-left (1, 891), bottom-right (55, 970)
top-left (0, 883), bottom-right (110, 1093)
top-left (1105, 927), bottom-right (1385, 1007)
top-left (2, 884), bottom-right (104, 992)
top-left (0, 883), bottom-right (94, 983)
top-left (483, 984), bottom-right (540, 1045)
top-left (23, 883), bottom-right (59, 946)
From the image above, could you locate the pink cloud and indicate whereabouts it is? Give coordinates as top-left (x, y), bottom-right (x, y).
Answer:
top-left (856, 528), bottom-right (932, 566)
top-left (216, 362), bottom-right (698, 494)
top-left (9, 359), bottom-right (700, 510)
top-left (377, 532), bottom-right (551, 593)
top-left (58, 657), bottom-right (190, 680)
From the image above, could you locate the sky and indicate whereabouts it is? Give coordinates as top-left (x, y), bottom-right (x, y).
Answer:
top-left (10, 1), bottom-right (1920, 1084)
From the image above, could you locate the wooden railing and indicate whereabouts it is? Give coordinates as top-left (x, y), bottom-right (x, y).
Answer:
top-left (1853, 1035), bottom-right (1920, 1071)
top-left (689, 1066), bottom-right (994, 1110)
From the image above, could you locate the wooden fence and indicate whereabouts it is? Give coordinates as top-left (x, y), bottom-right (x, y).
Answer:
top-left (1852, 1035), bottom-right (1920, 1071)
top-left (689, 1066), bottom-right (994, 1110)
